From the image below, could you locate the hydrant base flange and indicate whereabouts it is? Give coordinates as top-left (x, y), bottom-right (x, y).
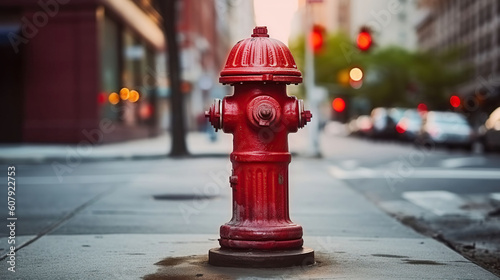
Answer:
top-left (208, 247), bottom-right (314, 268)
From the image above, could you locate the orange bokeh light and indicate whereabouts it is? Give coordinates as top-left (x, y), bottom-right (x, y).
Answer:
top-left (120, 88), bottom-right (130, 100)
top-left (129, 90), bottom-right (140, 102)
top-left (108, 92), bottom-right (120, 105)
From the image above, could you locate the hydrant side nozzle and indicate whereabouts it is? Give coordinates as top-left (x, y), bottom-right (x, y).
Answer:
top-left (301, 110), bottom-right (312, 127)
top-left (206, 98), bottom-right (223, 131)
top-left (297, 99), bottom-right (312, 128)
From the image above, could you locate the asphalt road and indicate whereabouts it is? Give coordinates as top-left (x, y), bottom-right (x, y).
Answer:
top-left (321, 130), bottom-right (500, 274)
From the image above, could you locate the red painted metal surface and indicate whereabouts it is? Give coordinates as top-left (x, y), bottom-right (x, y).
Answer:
top-left (206, 26), bottom-right (312, 250)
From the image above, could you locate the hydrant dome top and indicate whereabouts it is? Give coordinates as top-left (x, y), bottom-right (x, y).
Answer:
top-left (219, 26), bottom-right (303, 84)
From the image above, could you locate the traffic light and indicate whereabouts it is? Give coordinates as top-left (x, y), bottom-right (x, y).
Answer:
top-left (337, 69), bottom-right (350, 87)
top-left (310, 25), bottom-right (325, 53)
top-left (349, 67), bottom-right (363, 89)
top-left (417, 103), bottom-right (428, 113)
top-left (450, 95), bottom-right (460, 108)
top-left (356, 26), bottom-right (373, 52)
top-left (349, 67), bottom-right (363, 82)
top-left (332, 98), bottom-right (346, 112)
top-left (332, 97), bottom-right (348, 123)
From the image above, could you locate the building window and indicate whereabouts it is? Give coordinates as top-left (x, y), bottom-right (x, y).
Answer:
top-left (461, 0), bottom-right (474, 10)
top-left (497, 28), bottom-right (500, 47)
top-left (479, 4), bottom-right (493, 26)
top-left (485, 34), bottom-right (492, 52)
top-left (99, 15), bottom-right (120, 121)
top-left (485, 3), bottom-right (492, 22)
top-left (480, 61), bottom-right (492, 77)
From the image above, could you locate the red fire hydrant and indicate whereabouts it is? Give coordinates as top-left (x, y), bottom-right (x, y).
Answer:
top-left (206, 26), bottom-right (313, 267)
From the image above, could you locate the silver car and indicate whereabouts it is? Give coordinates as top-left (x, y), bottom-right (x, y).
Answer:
top-left (480, 107), bottom-right (500, 152)
top-left (396, 109), bottom-right (422, 141)
top-left (418, 111), bottom-right (474, 150)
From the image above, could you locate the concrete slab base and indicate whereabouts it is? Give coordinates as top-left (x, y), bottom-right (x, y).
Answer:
top-left (208, 247), bottom-right (314, 268)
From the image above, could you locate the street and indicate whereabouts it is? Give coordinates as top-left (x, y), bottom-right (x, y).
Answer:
top-left (0, 129), bottom-right (499, 278)
top-left (321, 127), bottom-right (500, 274)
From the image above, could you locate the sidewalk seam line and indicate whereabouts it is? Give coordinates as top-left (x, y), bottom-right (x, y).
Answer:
top-left (0, 186), bottom-right (117, 261)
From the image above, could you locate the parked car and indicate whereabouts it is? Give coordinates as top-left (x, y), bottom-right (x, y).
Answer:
top-left (479, 107), bottom-right (500, 152)
top-left (395, 109), bottom-right (422, 141)
top-left (370, 107), bottom-right (405, 139)
top-left (348, 115), bottom-right (372, 137)
top-left (418, 111), bottom-right (474, 150)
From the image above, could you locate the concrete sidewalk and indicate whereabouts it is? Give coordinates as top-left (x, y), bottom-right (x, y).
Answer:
top-left (0, 132), bottom-right (230, 162)
top-left (3, 234), bottom-right (497, 279)
top-left (0, 156), bottom-right (498, 279)
top-left (0, 131), bottom-right (311, 163)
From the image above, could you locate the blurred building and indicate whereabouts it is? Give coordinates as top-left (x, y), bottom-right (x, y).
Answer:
top-left (291, 0), bottom-right (351, 37)
top-left (176, 0), bottom-right (255, 131)
top-left (0, 0), bottom-right (164, 143)
top-left (0, 0), bottom-right (253, 143)
top-left (350, 0), bottom-right (419, 50)
top-left (416, 0), bottom-right (500, 123)
top-left (291, 0), bottom-right (417, 49)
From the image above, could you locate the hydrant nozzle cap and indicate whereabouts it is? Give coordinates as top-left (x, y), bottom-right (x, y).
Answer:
top-left (251, 26), bottom-right (269, 37)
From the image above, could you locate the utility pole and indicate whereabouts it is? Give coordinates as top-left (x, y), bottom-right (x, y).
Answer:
top-left (304, 1), bottom-right (322, 158)
top-left (157, 0), bottom-right (188, 156)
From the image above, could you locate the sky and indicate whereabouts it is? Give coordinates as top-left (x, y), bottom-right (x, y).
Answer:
top-left (253, 0), bottom-right (299, 45)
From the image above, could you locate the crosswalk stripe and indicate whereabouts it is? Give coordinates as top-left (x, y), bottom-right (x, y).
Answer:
top-left (329, 166), bottom-right (500, 180)
top-left (439, 157), bottom-right (486, 168)
top-left (491, 193), bottom-right (500, 201)
top-left (401, 191), bottom-right (467, 216)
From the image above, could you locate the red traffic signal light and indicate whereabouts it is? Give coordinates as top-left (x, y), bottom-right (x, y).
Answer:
top-left (417, 103), bottom-right (428, 113)
top-left (332, 98), bottom-right (346, 112)
top-left (356, 27), bottom-right (372, 52)
top-left (310, 25), bottom-right (325, 53)
top-left (450, 95), bottom-right (460, 108)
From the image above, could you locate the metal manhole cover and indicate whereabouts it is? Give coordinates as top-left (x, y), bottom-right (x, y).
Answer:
top-left (153, 194), bottom-right (217, 201)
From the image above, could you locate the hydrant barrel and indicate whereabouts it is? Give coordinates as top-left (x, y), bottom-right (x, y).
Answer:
top-left (207, 26), bottom-right (313, 268)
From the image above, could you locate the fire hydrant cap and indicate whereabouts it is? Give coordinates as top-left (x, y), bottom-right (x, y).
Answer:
top-left (220, 26), bottom-right (302, 84)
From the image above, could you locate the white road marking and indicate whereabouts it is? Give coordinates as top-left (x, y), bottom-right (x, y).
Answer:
top-left (381, 161), bottom-right (401, 169)
top-left (401, 191), bottom-right (467, 216)
top-left (0, 174), bottom-right (171, 185)
top-left (329, 166), bottom-right (500, 180)
top-left (340, 160), bottom-right (359, 169)
top-left (440, 157), bottom-right (486, 168)
top-left (491, 193), bottom-right (500, 202)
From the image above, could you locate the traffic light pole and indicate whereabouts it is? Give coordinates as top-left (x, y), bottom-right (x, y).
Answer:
top-left (304, 2), bottom-right (321, 157)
